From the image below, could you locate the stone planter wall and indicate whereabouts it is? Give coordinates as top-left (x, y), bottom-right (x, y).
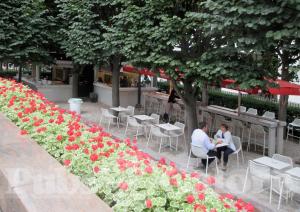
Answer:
top-left (0, 113), bottom-right (112, 212)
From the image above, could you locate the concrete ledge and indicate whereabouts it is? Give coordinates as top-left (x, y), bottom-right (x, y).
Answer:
top-left (0, 113), bottom-right (112, 212)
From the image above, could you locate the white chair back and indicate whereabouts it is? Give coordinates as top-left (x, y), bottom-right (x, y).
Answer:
top-left (284, 174), bottom-right (300, 194)
top-left (101, 108), bottom-right (110, 116)
top-left (127, 116), bottom-right (140, 127)
top-left (150, 113), bottom-right (160, 124)
top-left (150, 125), bottom-right (166, 137)
top-left (292, 118), bottom-right (300, 126)
top-left (248, 160), bottom-right (271, 180)
top-left (126, 106), bottom-right (135, 116)
top-left (232, 136), bottom-right (241, 153)
top-left (191, 144), bottom-right (207, 159)
top-left (251, 124), bottom-right (265, 134)
top-left (174, 122), bottom-right (185, 132)
top-left (237, 106), bottom-right (247, 113)
top-left (272, 154), bottom-right (293, 167)
top-left (263, 111), bottom-right (275, 119)
top-left (246, 108), bottom-right (257, 115)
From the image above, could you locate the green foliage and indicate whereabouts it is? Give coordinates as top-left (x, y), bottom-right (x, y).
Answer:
top-left (0, 0), bottom-right (54, 64)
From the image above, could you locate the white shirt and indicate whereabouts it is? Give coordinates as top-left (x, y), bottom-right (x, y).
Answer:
top-left (214, 130), bottom-right (236, 151)
top-left (191, 129), bottom-right (215, 153)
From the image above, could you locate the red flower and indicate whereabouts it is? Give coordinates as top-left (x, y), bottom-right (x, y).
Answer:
top-left (145, 199), bottom-right (152, 208)
top-left (118, 182), bottom-right (128, 191)
top-left (158, 157), bottom-right (166, 165)
top-left (209, 209), bottom-right (217, 212)
top-left (83, 148), bottom-right (89, 155)
top-left (90, 154), bottom-right (99, 162)
top-left (64, 159), bottom-right (71, 166)
top-left (186, 194), bottom-right (195, 204)
top-left (170, 161), bottom-right (176, 168)
top-left (93, 166), bottom-right (100, 173)
top-left (144, 166), bottom-right (153, 174)
top-left (191, 172), bottom-right (200, 178)
top-left (194, 204), bottom-right (206, 212)
top-left (245, 203), bottom-right (255, 212)
top-left (56, 135), bottom-right (63, 141)
top-left (225, 193), bottom-right (234, 200)
top-left (68, 136), bottom-right (75, 142)
top-left (195, 183), bottom-right (205, 192)
top-left (206, 176), bottom-right (216, 185)
top-left (224, 203), bottom-right (230, 209)
top-left (198, 193), bottom-right (205, 201)
top-left (20, 129), bottom-right (28, 135)
top-left (169, 178), bottom-right (178, 187)
top-left (17, 112), bottom-right (23, 118)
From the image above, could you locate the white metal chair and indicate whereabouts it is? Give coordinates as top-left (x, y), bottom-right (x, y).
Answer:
top-left (276, 174), bottom-right (300, 210)
top-left (247, 124), bottom-right (267, 155)
top-left (168, 122), bottom-right (187, 151)
top-left (262, 111), bottom-right (275, 119)
top-left (186, 144), bottom-right (219, 175)
top-left (147, 125), bottom-right (171, 153)
top-left (99, 108), bottom-right (119, 131)
top-left (269, 154), bottom-right (293, 202)
top-left (243, 160), bottom-right (271, 193)
top-left (286, 118), bottom-right (300, 143)
top-left (236, 106), bottom-right (247, 113)
top-left (231, 136), bottom-right (244, 167)
top-left (119, 106), bottom-right (135, 124)
top-left (232, 120), bottom-right (246, 143)
top-left (124, 116), bottom-right (144, 140)
top-left (246, 108), bottom-right (258, 115)
top-left (150, 113), bottom-right (160, 124)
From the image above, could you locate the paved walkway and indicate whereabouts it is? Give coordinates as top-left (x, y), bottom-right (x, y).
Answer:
top-left (57, 101), bottom-right (300, 212)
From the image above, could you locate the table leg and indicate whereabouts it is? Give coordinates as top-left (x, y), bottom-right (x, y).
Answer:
top-left (276, 126), bottom-right (284, 154)
top-left (268, 127), bottom-right (276, 156)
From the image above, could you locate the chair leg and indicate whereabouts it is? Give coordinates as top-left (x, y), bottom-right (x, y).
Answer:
top-left (135, 127), bottom-right (139, 140)
top-left (236, 153), bottom-right (239, 167)
top-left (277, 181), bottom-right (284, 210)
top-left (176, 137), bottom-right (179, 151)
top-left (147, 131), bottom-right (151, 147)
top-left (108, 119), bottom-right (111, 132)
top-left (206, 158), bottom-right (209, 176)
top-left (124, 122), bottom-right (128, 136)
top-left (270, 177), bottom-right (273, 203)
top-left (242, 168), bottom-right (249, 193)
top-left (186, 148), bottom-right (192, 169)
top-left (159, 138), bottom-right (163, 153)
top-left (215, 157), bottom-right (218, 174)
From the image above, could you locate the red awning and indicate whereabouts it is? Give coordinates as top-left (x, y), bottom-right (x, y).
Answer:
top-left (268, 80), bottom-right (300, 95)
top-left (222, 79), bottom-right (300, 96)
top-left (122, 65), bottom-right (170, 80)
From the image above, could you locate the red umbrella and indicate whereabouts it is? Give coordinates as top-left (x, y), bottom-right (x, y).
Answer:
top-left (268, 80), bottom-right (300, 95)
top-left (221, 79), bottom-right (259, 94)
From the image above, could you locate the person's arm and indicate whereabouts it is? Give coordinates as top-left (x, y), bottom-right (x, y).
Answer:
top-left (204, 135), bottom-right (215, 150)
top-left (222, 131), bottom-right (232, 145)
top-left (214, 130), bottom-right (221, 140)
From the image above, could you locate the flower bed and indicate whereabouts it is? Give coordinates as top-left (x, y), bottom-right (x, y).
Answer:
top-left (0, 78), bottom-right (254, 211)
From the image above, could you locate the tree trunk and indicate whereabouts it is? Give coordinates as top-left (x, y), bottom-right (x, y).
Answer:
top-left (153, 75), bottom-right (158, 87)
top-left (72, 64), bottom-right (81, 98)
top-left (111, 55), bottom-right (121, 107)
top-left (136, 73), bottom-right (142, 107)
top-left (201, 82), bottom-right (208, 106)
top-left (278, 57), bottom-right (290, 122)
top-left (0, 62), bottom-right (3, 72)
top-left (183, 81), bottom-right (198, 153)
top-left (18, 65), bottom-right (22, 83)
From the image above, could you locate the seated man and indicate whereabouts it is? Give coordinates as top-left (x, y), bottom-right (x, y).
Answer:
top-left (191, 122), bottom-right (217, 168)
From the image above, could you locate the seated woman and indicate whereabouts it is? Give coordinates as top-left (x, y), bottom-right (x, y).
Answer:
top-left (214, 123), bottom-right (236, 170)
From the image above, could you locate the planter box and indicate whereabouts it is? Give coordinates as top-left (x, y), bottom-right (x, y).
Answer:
top-left (0, 114), bottom-right (112, 212)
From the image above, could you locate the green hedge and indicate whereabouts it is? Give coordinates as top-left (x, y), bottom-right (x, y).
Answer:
top-left (0, 70), bottom-right (31, 78)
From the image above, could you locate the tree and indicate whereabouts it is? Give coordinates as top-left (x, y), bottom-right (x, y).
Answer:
top-left (109, 0), bottom-right (235, 147)
top-left (0, 0), bottom-right (54, 82)
top-left (56, 0), bottom-right (126, 103)
top-left (202, 0), bottom-right (300, 121)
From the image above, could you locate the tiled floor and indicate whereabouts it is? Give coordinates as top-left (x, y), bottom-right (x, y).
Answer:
top-left (57, 101), bottom-right (300, 212)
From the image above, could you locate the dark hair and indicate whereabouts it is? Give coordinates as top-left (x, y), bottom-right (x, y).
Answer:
top-left (221, 123), bottom-right (229, 131)
top-left (199, 122), bottom-right (207, 130)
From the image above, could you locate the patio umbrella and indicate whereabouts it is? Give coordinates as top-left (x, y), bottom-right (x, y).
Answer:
top-left (268, 79), bottom-right (300, 95)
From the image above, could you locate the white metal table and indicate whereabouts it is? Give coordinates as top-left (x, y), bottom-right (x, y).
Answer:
top-left (156, 123), bottom-right (181, 131)
top-left (133, 115), bottom-right (154, 122)
top-left (110, 106), bottom-right (128, 112)
top-left (253, 156), bottom-right (291, 171)
top-left (285, 167), bottom-right (300, 178)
